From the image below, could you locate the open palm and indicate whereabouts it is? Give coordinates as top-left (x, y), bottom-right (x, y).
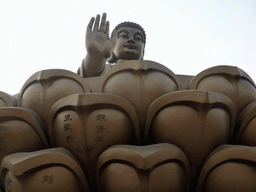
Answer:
top-left (86, 13), bottom-right (116, 59)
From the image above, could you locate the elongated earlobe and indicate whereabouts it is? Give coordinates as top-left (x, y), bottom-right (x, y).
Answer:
top-left (141, 48), bottom-right (145, 60)
top-left (107, 52), bottom-right (117, 63)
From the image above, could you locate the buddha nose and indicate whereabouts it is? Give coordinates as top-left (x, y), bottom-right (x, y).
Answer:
top-left (127, 36), bottom-right (135, 44)
top-left (127, 38), bottom-right (135, 44)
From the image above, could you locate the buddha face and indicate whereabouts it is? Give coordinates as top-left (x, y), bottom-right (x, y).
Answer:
top-left (113, 27), bottom-right (145, 60)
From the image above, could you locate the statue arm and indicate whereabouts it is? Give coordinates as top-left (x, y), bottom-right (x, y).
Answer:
top-left (80, 13), bottom-right (116, 78)
top-left (80, 55), bottom-right (106, 77)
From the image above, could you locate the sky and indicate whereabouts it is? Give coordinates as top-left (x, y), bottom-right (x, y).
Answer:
top-left (1, 0), bottom-right (256, 95)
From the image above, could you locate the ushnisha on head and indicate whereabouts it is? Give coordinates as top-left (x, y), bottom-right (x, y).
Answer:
top-left (108, 22), bottom-right (146, 63)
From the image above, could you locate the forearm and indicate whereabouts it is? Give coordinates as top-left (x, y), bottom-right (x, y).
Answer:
top-left (81, 54), bottom-right (107, 78)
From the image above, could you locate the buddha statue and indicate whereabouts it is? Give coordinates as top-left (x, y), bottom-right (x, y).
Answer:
top-left (77, 13), bottom-right (146, 78)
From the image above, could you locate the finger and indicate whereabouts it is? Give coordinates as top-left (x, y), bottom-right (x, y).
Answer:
top-left (93, 14), bottom-right (100, 31)
top-left (105, 21), bottom-right (110, 37)
top-left (99, 13), bottom-right (107, 32)
top-left (87, 17), bottom-right (95, 32)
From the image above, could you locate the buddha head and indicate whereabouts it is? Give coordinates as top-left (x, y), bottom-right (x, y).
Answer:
top-left (108, 22), bottom-right (146, 63)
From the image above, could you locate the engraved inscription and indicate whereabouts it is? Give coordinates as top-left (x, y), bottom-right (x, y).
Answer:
top-left (86, 146), bottom-right (95, 153)
top-left (6, 177), bottom-right (12, 186)
top-left (0, 125), bottom-right (7, 153)
top-left (76, 145), bottom-right (95, 154)
top-left (0, 137), bottom-right (5, 144)
top-left (0, 146), bottom-right (6, 153)
top-left (96, 125), bottom-right (107, 133)
top-left (95, 114), bottom-right (107, 122)
top-left (41, 175), bottom-right (53, 183)
top-left (64, 123), bottom-right (72, 131)
top-left (64, 114), bottom-right (72, 122)
top-left (76, 146), bottom-right (85, 154)
top-left (94, 136), bottom-right (105, 143)
top-left (63, 113), bottom-right (74, 142)
top-left (66, 134), bottom-right (74, 142)
top-left (0, 126), bottom-right (7, 131)
top-left (94, 114), bottom-right (108, 144)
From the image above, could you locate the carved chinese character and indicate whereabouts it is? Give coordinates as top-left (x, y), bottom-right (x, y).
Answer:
top-left (96, 125), bottom-right (107, 133)
top-left (76, 146), bottom-right (85, 154)
top-left (64, 114), bottom-right (72, 122)
top-left (94, 136), bottom-right (105, 143)
top-left (0, 147), bottom-right (5, 153)
top-left (86, 146), bottom-right (95, 153)
top-left (0, 126), bottom-right (7, 131)
top-left (0, 137), bottom-right (5, 144)
top-left (6, 177), bottom-right (12, 186)
top-left (41, 175), bottom-right (53, 183)
top-left (95, 114), bottom-right (107, 121)
top-left (63, 123), bottom-right (72, 131)
top-left (65, 135), bottom-right (74, 142)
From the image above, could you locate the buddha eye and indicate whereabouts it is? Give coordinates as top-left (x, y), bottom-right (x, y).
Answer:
top-left (134, 37), bottom-right (142, 42)
top-left (118, 34), bottom-right (128, 39)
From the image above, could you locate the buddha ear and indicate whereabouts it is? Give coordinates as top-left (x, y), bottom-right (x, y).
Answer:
top-left (141, 47), bottom-right (145, 60)
top-left (107, 52), bottom-right (117, 63)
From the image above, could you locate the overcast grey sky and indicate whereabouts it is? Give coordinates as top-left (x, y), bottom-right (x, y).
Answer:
top-left (1, 0), bottom-right (256, 95)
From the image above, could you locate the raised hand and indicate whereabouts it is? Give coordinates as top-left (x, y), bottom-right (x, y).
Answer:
top-left (86, 13), bottom-right (116, 59)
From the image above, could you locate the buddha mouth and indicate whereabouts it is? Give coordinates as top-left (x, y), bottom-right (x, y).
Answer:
top-left (125, 45), bottom-right (136, 49)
